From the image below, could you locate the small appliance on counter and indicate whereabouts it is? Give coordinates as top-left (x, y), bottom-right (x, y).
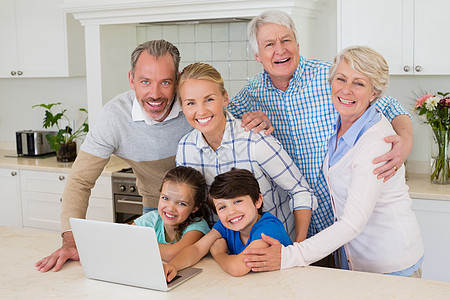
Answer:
top-left (16, 130), bottom-right (57, 156)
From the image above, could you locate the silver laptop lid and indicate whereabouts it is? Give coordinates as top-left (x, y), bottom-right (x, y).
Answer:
top-left (70, 218), bottom-right (201, 291)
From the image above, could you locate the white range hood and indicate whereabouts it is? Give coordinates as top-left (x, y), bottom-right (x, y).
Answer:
top-left (63, 0), bottom-right (329, 26)
top-left (62, 0), bottom-right (331, 125)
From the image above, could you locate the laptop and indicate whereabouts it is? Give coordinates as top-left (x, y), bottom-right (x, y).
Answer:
top-left (70, 218), bottom-right (202, 291)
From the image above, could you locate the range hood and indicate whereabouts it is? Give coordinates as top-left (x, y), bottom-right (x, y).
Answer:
top-left (63, 0), bottom-right (329, 26)
top-left (141, 17), bottom-right (252, 26)
top-left (62, 0), bottom-right (331, 127)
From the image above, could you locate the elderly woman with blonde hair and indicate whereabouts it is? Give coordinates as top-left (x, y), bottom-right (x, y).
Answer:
top-left (251, 46), bottom-right (424, 278)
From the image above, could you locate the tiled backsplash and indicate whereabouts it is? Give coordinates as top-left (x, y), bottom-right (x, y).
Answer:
top-left (136, 21), bottom-right (263, 97)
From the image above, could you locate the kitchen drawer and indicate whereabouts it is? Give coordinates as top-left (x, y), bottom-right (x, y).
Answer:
top-left (20, 170), bottom-right (112, 199)
top-left (21, 190), bottom-right (62, 231)
top-left (86, 197), bottom-right (114, 223)
top-left (90, 176), bottom-right (112, 199)
top-left (20, 170), bottom-right (68, 194)
top-left (21, 191), bottom-right (114, 231)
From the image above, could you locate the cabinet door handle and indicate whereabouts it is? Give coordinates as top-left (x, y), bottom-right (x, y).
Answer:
top-left (11, 71), bottom-right (16, 76)
top-left (59, 175), bottom-right (65, 181)
top-left (17, 71), bottom-right (23, 75)
top-left (403, 66), bottom-right (411, 72)
top-left (415, 65), bottom-right (423, 72)
top-left (11, 171), bottom-right (17, 176)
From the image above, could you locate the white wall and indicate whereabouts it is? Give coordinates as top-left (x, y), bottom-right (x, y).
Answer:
top-left (100, 24), bottom-right (137, 105)
top-left (0, 77), bottom-right (87, 150)
top-left (310, 0), bottom-right (337, 61)
top-left (136, 21), bottom-right (263, 98)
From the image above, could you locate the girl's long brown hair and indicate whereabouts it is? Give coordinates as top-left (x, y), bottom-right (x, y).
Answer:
top-left (161, 166), bottom-right (210, 241)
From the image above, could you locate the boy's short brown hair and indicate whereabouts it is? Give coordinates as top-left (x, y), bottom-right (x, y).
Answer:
top-left (208, 168), bottom-right (263, 214)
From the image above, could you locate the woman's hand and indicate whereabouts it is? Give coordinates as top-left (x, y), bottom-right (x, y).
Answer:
top-left (241, 110), bottom-right (274, 135)
top-left (242, 233), bottom-right (282, 271)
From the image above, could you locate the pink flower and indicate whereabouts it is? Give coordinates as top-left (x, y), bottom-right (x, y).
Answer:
top-left (415, 93), bottom-right (434, 108)
top-left (442, 96), bottom-right (450, 108)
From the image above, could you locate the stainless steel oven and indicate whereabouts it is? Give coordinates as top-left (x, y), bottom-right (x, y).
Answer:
top-left (112, 168), bottom-right (143, 223)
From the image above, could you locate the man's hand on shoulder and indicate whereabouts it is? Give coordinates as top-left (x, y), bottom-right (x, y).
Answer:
top-left (373, 114), bottom-right (413, 182)
top-left (34, 231), bottom-right (79, 272)
top-left (241, 110), bottom-right (274, 135)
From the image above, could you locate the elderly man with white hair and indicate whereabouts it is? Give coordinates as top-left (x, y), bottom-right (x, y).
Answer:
top-left (228, 10), bottom-right (414, 269)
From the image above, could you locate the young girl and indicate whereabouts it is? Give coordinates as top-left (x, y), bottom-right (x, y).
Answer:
top-left (175, 62), bottom-right (317, 242)
top-left (132, 166), bottom-right (211, 261)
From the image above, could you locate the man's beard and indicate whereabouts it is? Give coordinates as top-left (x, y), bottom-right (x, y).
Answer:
top-left (140, 97), bottom-right (174, 122)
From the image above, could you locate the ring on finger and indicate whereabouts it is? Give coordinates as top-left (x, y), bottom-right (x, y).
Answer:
top-left (261, 120), bottom-right (269, 129)
top-left (263, 261), bottom-right (266, 267)
top-left (393, 166), bottom-right (398, 172)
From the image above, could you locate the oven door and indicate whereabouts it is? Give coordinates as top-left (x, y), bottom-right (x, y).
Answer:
top-left (114, 194), bottom-right (143, 223)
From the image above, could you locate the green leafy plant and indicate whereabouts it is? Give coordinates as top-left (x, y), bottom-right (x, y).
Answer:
top-left (32, 102), bottom-right (89, 152)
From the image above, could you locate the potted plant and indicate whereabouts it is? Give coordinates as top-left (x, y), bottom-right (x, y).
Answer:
top-left (32, 102), bottom-right (88, 162)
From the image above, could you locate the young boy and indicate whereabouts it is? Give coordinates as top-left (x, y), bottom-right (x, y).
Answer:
top-left (164, 168), bottom-right (292, 280)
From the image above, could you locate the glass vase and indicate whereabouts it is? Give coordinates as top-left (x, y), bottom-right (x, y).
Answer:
top-left (57, 141), bottom-right (77, 163)
top-left (430, 128), bottom-right (450, 184)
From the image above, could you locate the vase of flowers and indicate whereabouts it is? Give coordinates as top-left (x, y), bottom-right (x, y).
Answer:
top-left (414, 92), bottom-right (450, 184)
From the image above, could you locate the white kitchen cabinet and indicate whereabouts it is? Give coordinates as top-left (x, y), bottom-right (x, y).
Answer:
top-left (0, 168), bottom-right (22, 228)
top-left (338, 0), bottom-right (450, 75)
top-left (411, 198), bottom-right (450, 282)
top-left (0, 0), bottom-right (85, 78)
top-left (20, 170), bottom-right (113, 231)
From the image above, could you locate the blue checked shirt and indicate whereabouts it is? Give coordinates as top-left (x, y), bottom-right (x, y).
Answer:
top-left (176, 111), bottom-right (318, 239)
top-left (227, 55), bottom-right (409, 236)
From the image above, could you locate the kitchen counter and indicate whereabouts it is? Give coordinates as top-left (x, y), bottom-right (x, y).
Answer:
top-left (1, 226), bottom-right (449, 299)
top-left (407, 172), bottom-right (450, 201)
top-left (0, 149), bottom-right (128, 175)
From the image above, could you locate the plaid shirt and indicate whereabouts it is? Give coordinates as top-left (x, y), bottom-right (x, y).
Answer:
top-left (227, 56), bottom-right (409, 236)
top-left (176, 111), bottom-right (318, 238)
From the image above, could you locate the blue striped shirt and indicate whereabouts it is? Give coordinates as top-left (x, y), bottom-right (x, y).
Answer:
top-left (328, 105), bottom-right (382, 167)
top-left (176, 111), bottom-right (318, 239)
top-left (228, 55), bottom-right (409, 236)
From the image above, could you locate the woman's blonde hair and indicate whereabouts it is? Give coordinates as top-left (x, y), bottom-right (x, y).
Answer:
top-left (328, 46), bottom-right (389, 102)
top-left (177, 62), bottom-right (227, 104)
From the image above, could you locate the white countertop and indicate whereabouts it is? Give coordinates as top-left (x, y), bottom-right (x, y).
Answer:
top-left (0, 149), bottom-right (128, 175)
top-left (407, 172), bottom-right (450, 201)
top-left (1, 226), bottom-right (449, 299)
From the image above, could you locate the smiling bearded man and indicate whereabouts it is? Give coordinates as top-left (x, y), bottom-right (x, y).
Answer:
top-left (35, 40), bottom-right (193, 273)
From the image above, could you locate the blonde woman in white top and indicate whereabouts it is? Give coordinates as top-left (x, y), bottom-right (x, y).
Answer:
top-left (243, 46), bottom-right (424, 277)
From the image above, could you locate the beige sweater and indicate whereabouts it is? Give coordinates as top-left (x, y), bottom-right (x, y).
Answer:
top-left (60, 151), bottom-right (175, 231)
top-left (60, 90), bottom-right (191, 232)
